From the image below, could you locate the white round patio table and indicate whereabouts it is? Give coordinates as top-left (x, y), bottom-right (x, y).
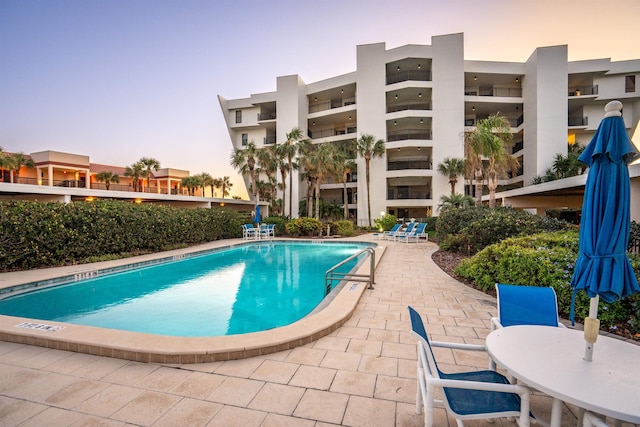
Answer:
top-left (486, 325), bottom-right (640, 426)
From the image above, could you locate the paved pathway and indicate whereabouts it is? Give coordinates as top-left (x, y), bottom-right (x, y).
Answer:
top-left (0, 238), bottom-right (635, 426)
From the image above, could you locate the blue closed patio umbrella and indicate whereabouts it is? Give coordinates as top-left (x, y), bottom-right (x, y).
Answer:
top-left (254, 204), bottom-right (261, 225)
top-left (570, 100), bottom-right (640, 361)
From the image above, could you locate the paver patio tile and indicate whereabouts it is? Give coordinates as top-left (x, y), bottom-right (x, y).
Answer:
top-left (284, 346), bottom-right (326, 366)
top-left (342, 395), bottom-right (396, 427)
top-left (0, 396), bottom-right (48, 426)
top-left (248, 382), bottom-right (305, 415)
top-left (205, 376), bottom-right (264, 406)
top-left (329, 370), bottom-right (376, 397)
top-left (261, 413), bottom-right (315, 427)
top-left (293, 389), bottom-right (349, 425)
top-left (319, 350), bottom-right (361, 371)
top-left (288, 365), bottom-right (336, 390)
top-left (206, 404), bottom-right (267, 427)
top-left (16, 406), bottom-right (82, 427)
top-left (152, 397), bottom-right (221, 427)
top-left (110, 390), bottom-right (180, 425)
top-left (171, 371), bottom-right (226, 399)
top-left (73, 384), bottom-right (143, 417)
top-left (249, 359), bottom-right (298, 384)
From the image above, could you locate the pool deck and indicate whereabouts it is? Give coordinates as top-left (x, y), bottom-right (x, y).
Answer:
top-left (1, 236), bottom-right (637, 426)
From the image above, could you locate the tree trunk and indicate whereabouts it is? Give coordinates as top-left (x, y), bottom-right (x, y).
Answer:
top-left (366, 160), bottom-right (372, 227)
top-left (342, 179), bottom-right (348, 220)
top-left (474, 167), bottom-right (483, 206)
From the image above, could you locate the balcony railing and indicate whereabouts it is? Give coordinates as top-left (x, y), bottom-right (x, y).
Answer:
top-left (386, 101), bottom-right (432, 113)
top-left (512, 141), bottom-right (524, 154)
top-left (308, 97), bottom-right (356, 113)
top-left (257, 112), bottom-right (276, 121)
top-left (387, 160), bottom-right (432, 171)
top-left (310, 127), bottom-right (357, 139)
top-left (568, 86), bottom-right (598, 96)
top-left (387, 129), bottom-right (432, 141)
top-left (264, 136), bottom-right (276, 145)
top-left (465, 116), bottom-right (523, 127)
top-left (568, 116), bottom-right (588, 126)
top-left (387, 188), bottom-right (432, 200)
top-left (465, 87), bottom-right (522, 97)
top-left (386, 70), bottom-right (432, 85)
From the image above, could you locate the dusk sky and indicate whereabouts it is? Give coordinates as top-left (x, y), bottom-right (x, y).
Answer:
top-left (1, 0), bottom-right (639, 198)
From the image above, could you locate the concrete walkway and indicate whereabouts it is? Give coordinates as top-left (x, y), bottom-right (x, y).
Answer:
top-left (0, 238), bottom-right (635, 426)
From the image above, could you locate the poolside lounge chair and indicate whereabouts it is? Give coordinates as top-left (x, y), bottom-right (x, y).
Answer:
top-left (396, 222), bottom-right (427, 243)
top-left (242, 224), bottom-right (258, 240)
top-left (491, 283), bottom-right (565, 330)
top-left (376, 223), bottom-right (401, 240)
top-left (388, 222), bottom-right (415, 241)
top-left (408, 306), bottom-right (533, 427)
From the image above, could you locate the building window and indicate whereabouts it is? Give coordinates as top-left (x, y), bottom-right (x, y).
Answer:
top-left (235, 110), bottom-right (242, 123)
top-left (241, 133), bottom-right (248, 146)
top-left (625, 75), bottom-right (636, 93)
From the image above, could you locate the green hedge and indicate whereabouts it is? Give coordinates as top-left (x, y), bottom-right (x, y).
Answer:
top-left (436, 206), bottom-right (573, 253)
top-left (455, 231), bottom-right (640, 334)
top-left (0, 200), bottom-right (245, 271)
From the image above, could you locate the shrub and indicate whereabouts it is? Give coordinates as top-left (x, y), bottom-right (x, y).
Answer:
top-left (455, 231), bottom-right (640, 334)
top-left (261, 216), bottom-right (286, 236)
top-left (373, 214), bottom-right (397, 232)
top-left (330, 220), bottom-right (355, 237)
top-left (437, 206), bottom-right (572, 253)
top-left (0, 200), bottom-right (245, 271)
top-left (285, 217), bottom-right (323, 237)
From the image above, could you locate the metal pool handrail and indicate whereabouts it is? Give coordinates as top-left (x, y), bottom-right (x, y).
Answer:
top-left (324, 247), bottom-right (375, 295)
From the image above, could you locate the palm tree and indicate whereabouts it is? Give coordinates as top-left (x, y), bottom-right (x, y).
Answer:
top-left (230, 141), bottom-right (259, 201)
top-left (310, 143), bottom-right (336, 219)
top-left (139, 157), bottom-right (160, 193)
top-left (181, 175), bottom-right (202, 196)
top-left (220, 176), bottom-right (232, 198)
top-left (198, 172), bottom-right (214, 197)
top-left (256, 144), bottom-right (279, 211)
top-left (124, 162), bottom-right (145, 192)
top-left (95, 171), bottom-right (120, 190)
top-left (465, 114), bottom-right (518, 208)
top-left (297, 139), bottom-right (317, 217)
top-left (331, 142), bottom-right (357, 219)
top-left (277, 128), bottom-right (305, 218)
top-left (438, 193), bottom-right (475, 211)
top-left (5, 152), bottom-right (35, 183)
top-left (437, 157), bottom-right (466, 195)
top-left (356, 134), bottom-right (385, 227)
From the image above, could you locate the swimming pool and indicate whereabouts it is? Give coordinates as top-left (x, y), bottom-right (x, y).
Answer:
top-left (0, 241), bottom-right (373, 337)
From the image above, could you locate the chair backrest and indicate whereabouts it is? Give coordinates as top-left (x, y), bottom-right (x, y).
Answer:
top-left (413, 223), bottom-right (426, 235)
top-left (388, 224), bottom-right (401, 233)
top-left (404, 222), bottom-right (416, 233)
top-left (408, 306), bottom-right (442, 379)
top-left (496, 283), bottom-right (560, 327)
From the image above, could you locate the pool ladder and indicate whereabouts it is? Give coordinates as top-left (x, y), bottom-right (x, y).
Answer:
top-left (324, 247), bottom-right (375, 296)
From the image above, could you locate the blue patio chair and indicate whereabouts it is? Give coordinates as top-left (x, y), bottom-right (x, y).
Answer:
top-left (408, 306), bottom-right (532, 427)
top-left (376, 223), bottom-right (401, 240)
top-left (491, 284), bottom-right (565, 330)
top-left (388, 222), bottom-right (415, 241)
top-left (242, 224), bottom-right (258, 240)
top-left (397, 222), bottom-right (427, 243)
top-left (260, 223), bottom-right (275, 239)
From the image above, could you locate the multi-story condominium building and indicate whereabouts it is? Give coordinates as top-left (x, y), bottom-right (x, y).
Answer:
top-left (218, 33), bottom-right (640, 225)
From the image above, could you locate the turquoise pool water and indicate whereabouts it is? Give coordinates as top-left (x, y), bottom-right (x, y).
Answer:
top-left (0, 241), bottom-right (371, 337)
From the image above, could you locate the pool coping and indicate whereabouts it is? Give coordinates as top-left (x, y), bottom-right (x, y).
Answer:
top-left (0, 237), bottom-right (386, 364)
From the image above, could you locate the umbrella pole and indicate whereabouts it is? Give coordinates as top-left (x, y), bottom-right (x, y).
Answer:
top-left (583, 295), bottom-right (600, 361)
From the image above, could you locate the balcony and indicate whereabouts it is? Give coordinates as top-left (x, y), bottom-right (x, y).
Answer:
top-left (264, 136), bottom-right (276, 145)
top-left (257, 112), bottom-right (276, 121)
top-left (387, 187), bottom-right (431, 200)
top-left (568, 86), bottom-right (598, 97)
top-left (568, 116), bottom-right (588, 127)
top-left (387, 159), bottom-right (432, 171)
top-left (465, 116), bottom-right (523, 127)
top-left (387, 129), bottom-right (432, 142)
top-left (386, 70), bottom-right (432, 85)
top-left (386, 100), bottom-right (432, 113)
top-left (309, 97), bottom-right (356, 114)
top-left (310, 126), bottom-right (357, 139)
top-left (465, 86), bottom-right (522, 97)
